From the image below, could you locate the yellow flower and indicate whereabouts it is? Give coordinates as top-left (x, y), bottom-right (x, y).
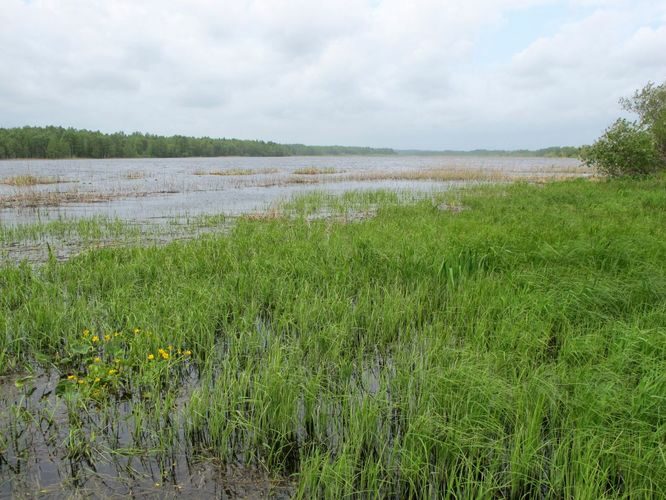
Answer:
top-left (113, 332), bottom-right (120, 337)
top-left (108, 369), bottom-right (118, 376)
top-left (83, 329), bottom-right (90, 337)
top-left (93, 357), bottom-right (101, 363)
top-left (94, 377), bottom-right (101, 383)
top-left (104, 334), bottom-right (111, 342)
top-left (183, 350), bottom-right (192, 356)
top-left (91, 335), bottom-right (99, 343)
top-left (67, 374), bottom-right (77, 381)
top-left (78, 379), bottom-right (86, 385)
top-left (148, 354), bottom-right (155, 360)
top-left (161, 352), bottom-right (170, 360)
top-left (133, 328), bottom-right (141, 334)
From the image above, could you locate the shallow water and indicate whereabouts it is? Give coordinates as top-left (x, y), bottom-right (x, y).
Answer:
top-left (0, 372), bottom-right (294, 498)
top-left (0, 156), bottom-right (582, 225)
top-left (0, 223), bottom-right (233, 265)
top-left (0, 336), bottom-right (391, 498)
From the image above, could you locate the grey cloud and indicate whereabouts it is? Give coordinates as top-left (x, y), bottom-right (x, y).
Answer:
top-left (0, 0), bottom-right (664, 150)
top-left (64, 71), bottom-right (141, 93)
top-left (398, 72), bottom-right (452, 102)
top-left (177, 91), bottom-right (226, 109)
top-left (123, 43), bottom-right (165, 70)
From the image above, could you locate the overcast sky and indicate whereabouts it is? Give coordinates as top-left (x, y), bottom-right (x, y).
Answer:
top-left (1, 0), bottom-right (665, 149)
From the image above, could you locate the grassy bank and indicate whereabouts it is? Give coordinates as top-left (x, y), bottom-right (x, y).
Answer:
top-left (1, 178), bottom-right (665, 497)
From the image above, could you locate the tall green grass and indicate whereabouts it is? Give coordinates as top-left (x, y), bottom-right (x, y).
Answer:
top-left (1, 177), bottom-right (665, 497)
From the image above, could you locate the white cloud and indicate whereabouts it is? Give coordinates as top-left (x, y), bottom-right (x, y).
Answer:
top-left (0, 0), bottom-right (664, 149)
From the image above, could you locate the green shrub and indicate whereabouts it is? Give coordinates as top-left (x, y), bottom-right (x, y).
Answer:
top-left (620, 81), bottom-right (666, 160)
top-left (580, 118), bottom-right (662, 177)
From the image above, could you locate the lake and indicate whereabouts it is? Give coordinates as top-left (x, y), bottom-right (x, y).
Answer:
top-left (0, 156), bottom-right (584, 225)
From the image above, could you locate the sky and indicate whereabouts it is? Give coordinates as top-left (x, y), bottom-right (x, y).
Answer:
top-left (1, 0), bottom-right (665, 150)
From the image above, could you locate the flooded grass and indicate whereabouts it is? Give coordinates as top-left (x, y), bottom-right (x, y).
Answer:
top-left (1, 190), bottom-right (120, 208)
top-left (0, 368), bottom-right (293, 498)
top-left (1, 175), bottom-right (65, 187)
top-left (227, 166), bottom-right (593, 189)
top-left (0, 157), bottom-right (589, 225)
top-left (125, 170), bottom-right (147, 180)
top-left (0, 188), bottom-right (182, 209)
top-left (193, 168), bottom-right (280, 176)
top-left (338, 166), bottom-right (593, 183)
top-left (1, 177), bottom-right (665, 497)
top-left (0, 215), bottom-right (234, 265)
top-left (292, 167), bottom-right (340, 175)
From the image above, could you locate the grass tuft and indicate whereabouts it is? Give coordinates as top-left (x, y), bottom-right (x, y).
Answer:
top-left (1, 175), bottom-right (64, 186)
top-left (193, 168), bottom-right (279, 176)
top-left (293, 167), bottom-right (340, 175)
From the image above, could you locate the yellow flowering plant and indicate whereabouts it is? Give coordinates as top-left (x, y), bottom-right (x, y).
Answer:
top-left (58, 327), bottom-right (194, 400)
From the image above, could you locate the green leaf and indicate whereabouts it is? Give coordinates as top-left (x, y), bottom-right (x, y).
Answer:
top-left (70, 344), bottom-right (92, 355)
top-left (14, 375), bottom-right (35, 388)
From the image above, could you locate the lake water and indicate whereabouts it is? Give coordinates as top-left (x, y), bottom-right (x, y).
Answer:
top-left (0, 156), bottom-right (583, 225)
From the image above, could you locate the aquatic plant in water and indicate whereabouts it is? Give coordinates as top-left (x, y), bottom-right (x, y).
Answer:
top-left (56, 327), bottom-right (193, 401)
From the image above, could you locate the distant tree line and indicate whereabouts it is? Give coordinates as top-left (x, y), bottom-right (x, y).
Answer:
top-left (473, 146), bottom-right (581, 158)
top-left (397, 146), bottom-right (581, 158)
top-left (0, 126), bottom-right (396, 159)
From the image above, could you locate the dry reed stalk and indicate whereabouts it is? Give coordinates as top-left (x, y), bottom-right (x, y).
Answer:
top-left (194, 168), bottom-right (280, 176)
top-left (1, 175), bottom-right (64, 187)
top-left (125, 171), bottom-right (147, 180)
top-left (292, 167), bottom-right (339, 175)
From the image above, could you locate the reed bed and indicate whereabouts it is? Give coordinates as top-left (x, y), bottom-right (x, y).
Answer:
top-left (193, 168), bottom-right (280, 176)
top-left (338, 167), bottom-right (593, 183)
top-left (227, 166), bottom-right (592, 189)
top-left (1, 176), bottom-right (664, 497)
top-left (0, 190), bottom-right (118, 208)
top-left (292, 167), bottom-right (340, 175)
top-left (1, 174), bottom-right (65, 187)
top-left (124, 170), bottom-right (147, 179)
top-left (0, 187), bottom-right (180, 209)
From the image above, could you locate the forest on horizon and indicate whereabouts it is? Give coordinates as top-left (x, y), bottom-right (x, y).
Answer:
top-left (0, 126), bottom-right (579, 160)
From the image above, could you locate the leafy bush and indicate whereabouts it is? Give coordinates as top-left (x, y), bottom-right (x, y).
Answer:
top-left (620, 81), bottom-right (666, 162)
top-left (580, 118), bottom-right (661, 177)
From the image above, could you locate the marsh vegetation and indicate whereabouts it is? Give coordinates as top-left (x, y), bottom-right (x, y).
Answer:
top-left (292, 167), bottom-right (341, 175)
top-left (1, 176), bottom-right (664, 497)
top-left (0, 156), bottom-right (587, 226)
top-left (0, 175), bottom-right (64, 187)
